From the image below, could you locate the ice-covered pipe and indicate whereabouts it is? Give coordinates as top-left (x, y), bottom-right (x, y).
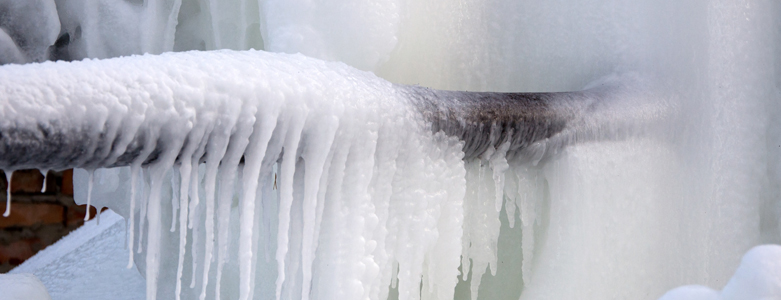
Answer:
top-left (0, 49), bottom-right (665, 171)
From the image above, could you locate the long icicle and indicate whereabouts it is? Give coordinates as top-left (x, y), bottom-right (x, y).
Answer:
top-left (214, 121), bottom-right (253, 300)
top-left (40, 169), bottom-right (48, 193)
top-left (300, 118), bottom-right (339, 300)
top-left (3, 170), bottom-right (13, 217)
top-left (189, 126), bottom-right (213, 289)
top-left (138, 169), bottom-right (150, 253)
top-left (238, 112), bottom-right (279, 300)
top-left (174, 162), bottom-right (191, 300)
top-left (199, 134), bottom-right (231, 300)
top-left (128, 164), bottom-right (140, 269)
top-left (174, 125), bottom-right (208, 300)
top-left (275, 111), bottom-right (307, 300)
top-left (145, 166), bottom-right (168, 300)
top-left (170, 168), bottom-right (180, 232)
top-left (189, 159), bottom-right (202, 289)
top-left (145, 132), bottom-right (186, 300)
top-left (84, 169), bottom-right (95, 221)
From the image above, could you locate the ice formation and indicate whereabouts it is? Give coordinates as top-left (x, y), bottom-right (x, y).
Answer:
top-left (0, 48), bottom-right (653, 300)
top-left (0, 0), bottom-right (779, 300)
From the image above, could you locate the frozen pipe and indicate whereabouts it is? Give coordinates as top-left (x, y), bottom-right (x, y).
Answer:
top-left (0, 50), bottom-right (667, 171)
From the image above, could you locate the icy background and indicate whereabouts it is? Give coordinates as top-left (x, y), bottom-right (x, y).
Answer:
top-left (1, 0), bottom-right (780, 300)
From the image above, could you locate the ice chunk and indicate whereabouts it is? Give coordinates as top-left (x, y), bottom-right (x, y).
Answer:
top-left (0, 0), bottom-right (60, 63)
top-left (0, 29), bottom-right (25, 64)
top-left (53, 0), bottom-right (181, 60)
top-left (261, 0), bottom-right (400, 70)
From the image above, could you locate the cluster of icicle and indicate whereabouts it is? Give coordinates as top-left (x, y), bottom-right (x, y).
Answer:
top-left (0, 49), bottom-right (544, 300)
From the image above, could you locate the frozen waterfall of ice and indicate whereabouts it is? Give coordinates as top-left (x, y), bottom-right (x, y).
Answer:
top-left (0, 0), bottom-right (780, 300)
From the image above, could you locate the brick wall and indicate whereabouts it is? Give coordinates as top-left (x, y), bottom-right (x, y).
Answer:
top-left (0, 169), bottom-right (98, 273)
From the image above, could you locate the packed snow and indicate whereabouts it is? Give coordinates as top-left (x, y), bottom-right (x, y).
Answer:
top-left (0, 0), bottom-right (779, 300)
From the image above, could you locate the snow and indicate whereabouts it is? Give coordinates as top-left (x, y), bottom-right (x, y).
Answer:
top-left (0, 0), bottom-right (779, 300)
top-left (0, 273), bottom-right (53, 300)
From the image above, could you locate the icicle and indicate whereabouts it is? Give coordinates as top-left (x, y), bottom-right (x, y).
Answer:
top-left (199, 134), bottom-right (231, 300)
top-left (238, 112), bottom-right (279, 300)
top-left (517, 168), bottom-right (538, 286)
top-left (3, 170), bottom-right (13, 217)
top-left (504, 171), bottom-right (518, 229)
top-left (248, 174), bottom-right (265, 300)
top-left (128, 164), bottom-right (140, 269)
top-left (145, 166), bottom-right (168, 300)
top-left (170, 168), bottom-right (180, 232)
top-left (39, 169), bottom-right (48, 193)
top-left (300, 118), bottom-right (338, 300)
top-left (174, 123), bottom-right (208, 300)
top-left (84, 169), bottom-right (95, 221)
top-left (145, 130), bottom-right (186, 300)
top-left (213, 165), bottom-right (235, 300)
top-left (275, 113), bottom-right (307, 300)
top-left (175, 163), bottom-right (191, 300)
top-left (189, 143), bottom-right (206, 229)
top-left (188, 131), bottom-right (210, 290)
top-left (138, 169), bottom-right (151, 254)
top-left (214, 120), bottom-right (253, 300)
top-left (489, 141), bottom-right (511, 212)
top-left (391, 261), bottom-right (399, 288)
top-left (189, 160), bottom-right (202, 289)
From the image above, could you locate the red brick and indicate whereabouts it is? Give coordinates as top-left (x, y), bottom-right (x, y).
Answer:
top-left (61, 169), bottom-right (73, 196)
top-left (0, 202), bottom-right (64, 228)
top-left (0, 239), bottom-right (38, 265)
top-left (9, 170), bottom-right (45, 194)
top-left (66, 205), bottom-right (99, 226)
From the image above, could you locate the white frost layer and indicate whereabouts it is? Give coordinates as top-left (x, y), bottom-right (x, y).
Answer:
top-left (0, 273), bottom-right (53, 300)
top-left (658, 245), bottom-right (781, 300)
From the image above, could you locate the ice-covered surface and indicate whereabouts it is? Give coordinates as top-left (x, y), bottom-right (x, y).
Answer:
top-left (10, 210), bottom-right (146, 300)
top-left (0, 273), bottom-right (53, 300)
top-left (0, 0), bottom-right (780, 300)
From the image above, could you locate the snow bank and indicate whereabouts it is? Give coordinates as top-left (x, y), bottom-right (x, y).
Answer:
top-left (0, 273), bottom-right (53, 300)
